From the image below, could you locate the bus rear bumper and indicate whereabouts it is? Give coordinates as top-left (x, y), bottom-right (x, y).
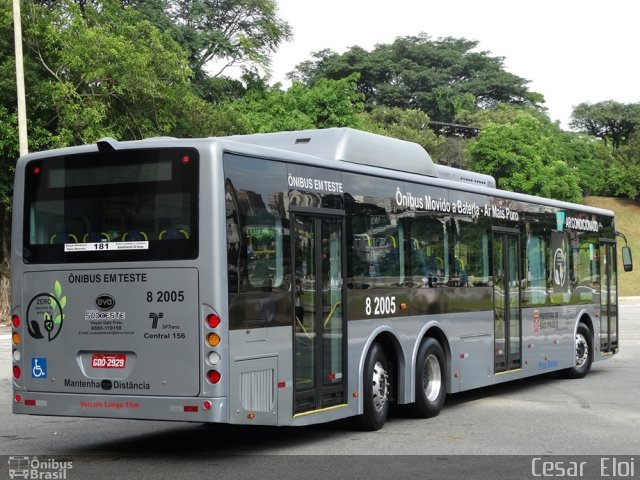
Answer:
top-left (12, 391), bottom-right (228, 423)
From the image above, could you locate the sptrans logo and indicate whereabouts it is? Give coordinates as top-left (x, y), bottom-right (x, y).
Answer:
top-left (8, 456), bottom-right (73, 479)
top-left (553, 248), bottom-right (567, 288)
top-left (26, 281), bottom-right (67, 342)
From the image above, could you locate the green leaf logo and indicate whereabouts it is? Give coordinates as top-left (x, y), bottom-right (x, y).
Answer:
top-left (50, 280), bottom-right (65, 325)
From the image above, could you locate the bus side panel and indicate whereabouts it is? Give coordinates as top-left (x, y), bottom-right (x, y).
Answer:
top-left (228, 326), bottom-right (292, 426)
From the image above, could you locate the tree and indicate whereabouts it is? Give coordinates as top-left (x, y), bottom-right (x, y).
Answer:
top-left (127, 0), bottom-right (292, 100)
top-left (228, 74), bottom-right (364, 133)
top-left (21, 0), bottom-right (206, 145)
top-left (466, 111), bottom-right (582, 203)
top-left (608, 131), bottom-right (640, 199)
top-left (570, 100), bottom-right (640, 149)
top-left (359, 107), bottom-right (443, 159)
top-left (289, 34), bottom-right (545, 123)
top-left (33, 0), bottom-right (292, 102)
top-left (560, 132), bottom-right (612, 197)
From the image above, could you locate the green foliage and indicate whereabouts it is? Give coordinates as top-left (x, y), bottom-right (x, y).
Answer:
top-left (0, 106), bottom-right (18, 209)
top-left (23, 0), bottom-right (200, 144)
top-left (560, 133), bottom-right (612, 197)
top-left (608, 131), bottom-right (640, 199)
top-left (229, 74), bottom-right (364, 133)
top-left (467, 111), bottom-right (582, 203)
top-left (130, 0), bottom-right (292, 101)
top-left (290, 34), bottom-right (544, 123)
top-left (359, 107), bottom-right (443, 158)
top-left (570, 100), bottom-right (640, 149)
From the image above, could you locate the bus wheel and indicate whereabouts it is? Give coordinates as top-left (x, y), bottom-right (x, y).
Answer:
top-left (355, 342), bottom-right (389, 431)
top-left (408, 337), bottom-right (446, 418)
top-left (561, 324), bottom-right (593, 379)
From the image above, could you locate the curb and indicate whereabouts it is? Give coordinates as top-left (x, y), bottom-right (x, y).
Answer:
top-left (619, 296), bottom-right (640, 305)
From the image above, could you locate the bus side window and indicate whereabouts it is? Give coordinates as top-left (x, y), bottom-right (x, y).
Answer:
top-left (407, 216), bottom-right (449, 287)
top-left (453, 218), bottom-right (490, 287)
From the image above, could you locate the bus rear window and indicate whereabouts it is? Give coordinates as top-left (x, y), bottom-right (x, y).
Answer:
top-left (23, 148), bottom-right (198, 264)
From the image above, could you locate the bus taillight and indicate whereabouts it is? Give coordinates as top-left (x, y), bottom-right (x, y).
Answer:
top-left (12, 315), bottom-right (20, 328)
top-left (207, 370), bottom-right (221, 384)
top-left (206, 314), bottom-right (221, 329)
top-left (207, 333), bottom-right (220, 347)
top-left (208, 352), bottom-right (221, 365)
top-left (12, 332), bottom-right (21, 346)
top-left (13, 366), bottom-right (21, 379)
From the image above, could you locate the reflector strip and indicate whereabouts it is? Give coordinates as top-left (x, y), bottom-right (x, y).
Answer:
top-left (459, 353), bottom-right (469, 359)
top-left (528, 344), bottom-right (535, 349)
top-left (277, 380), bottom-right (292, 388)
top-left (24, 399), bottom-right (47, 407)
top-left (169, 405), bottom-right (199, 413)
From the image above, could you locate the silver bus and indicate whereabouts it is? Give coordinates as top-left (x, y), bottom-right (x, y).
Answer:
top-left (10, 128), bottom-right (633, 430)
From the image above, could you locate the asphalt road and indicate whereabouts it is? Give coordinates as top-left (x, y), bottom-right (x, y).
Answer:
top-left (1, 305), bottom-right (639, 479)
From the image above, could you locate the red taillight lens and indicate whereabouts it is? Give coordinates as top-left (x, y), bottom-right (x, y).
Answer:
top-left (12, 315), bottom-right (20, 328)
top-left (206, 314), bottom-right (221, 328)
top-left (13, 366), bottom-right (21, 379)
top-left (203, 401), bottom-right (212, 411)
top-left (207, 370), bottom-right (221, 384)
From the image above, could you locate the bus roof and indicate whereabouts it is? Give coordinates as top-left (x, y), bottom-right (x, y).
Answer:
top-left (225, 128), bottom-right (496, 189)
top-left (15, 128), bottom-right (613, 219)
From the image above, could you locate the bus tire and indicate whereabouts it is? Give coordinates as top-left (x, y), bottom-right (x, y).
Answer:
top-left (561, 324), bottom-right (593, 379)
top-left (355, 342), bottom-right (389, 431)
top-left (407, 337), bottom-right (446, 418)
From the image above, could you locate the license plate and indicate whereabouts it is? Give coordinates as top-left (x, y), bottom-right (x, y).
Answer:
top-left (91, 353), bottom-right (127, 369)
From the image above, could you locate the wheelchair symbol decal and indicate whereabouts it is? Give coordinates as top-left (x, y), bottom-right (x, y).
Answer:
top-left (31, 358), bottom-right (47, 379)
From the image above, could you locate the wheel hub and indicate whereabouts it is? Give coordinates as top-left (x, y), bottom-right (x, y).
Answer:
top-left (371, 360), bottom-right (389, 413)
top-left (575, 333), bottom-right (589, 367)
top-left (423, 354), bottom-right (442, 402)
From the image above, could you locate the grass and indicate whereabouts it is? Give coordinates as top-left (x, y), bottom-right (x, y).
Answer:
top-left (584, 196), bottom-right (640, 296)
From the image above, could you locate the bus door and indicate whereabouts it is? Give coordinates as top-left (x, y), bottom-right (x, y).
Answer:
top-left (599, 241), bottom-right (618, 352)
top-left (493, 229), bottom-right (522, 373)
top-left (291, 210), bottom-right (346, 414)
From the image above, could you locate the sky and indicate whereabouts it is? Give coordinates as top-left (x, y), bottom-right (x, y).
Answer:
top-left (268, 0), bottom-right (639, 129)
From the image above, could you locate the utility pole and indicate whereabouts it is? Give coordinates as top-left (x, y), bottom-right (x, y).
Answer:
top-left (13, 0), bottom-right (28, 156)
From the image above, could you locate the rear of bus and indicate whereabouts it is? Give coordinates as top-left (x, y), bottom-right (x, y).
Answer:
top-left (10, 140), bottom-right (226, 421)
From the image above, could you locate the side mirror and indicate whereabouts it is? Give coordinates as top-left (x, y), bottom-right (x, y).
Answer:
top-left (622, 246), bottom-right (633, 272)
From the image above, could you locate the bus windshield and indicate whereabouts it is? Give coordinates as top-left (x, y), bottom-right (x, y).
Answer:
top-left (23, 147), bottom-right (198, 263)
